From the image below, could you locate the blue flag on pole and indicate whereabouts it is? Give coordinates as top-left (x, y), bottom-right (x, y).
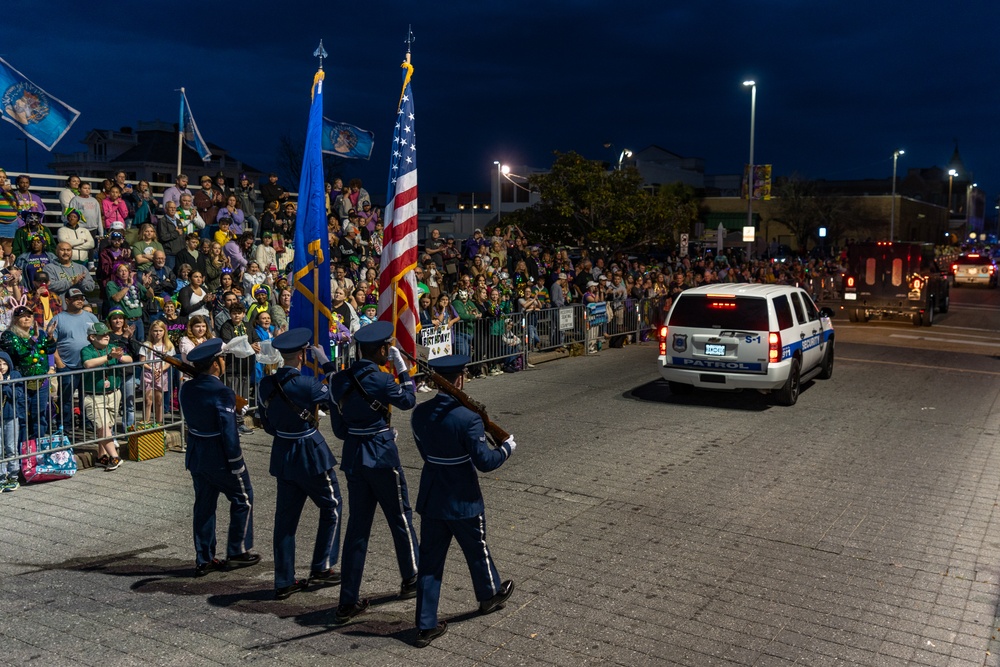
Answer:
top-left (321, 118), bottom-right (374, 160)
top-left (179, 88), bottom-right (212, 161)
top-left (290, 71), bottom-right (332, 374)
top-left (0, 57), bottom-right (80, 151)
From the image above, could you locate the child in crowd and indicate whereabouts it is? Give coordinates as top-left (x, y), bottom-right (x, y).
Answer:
top-left (0, 350), bottom-right (25, 491)
top-left (140, 320), bottom-right (173, 424)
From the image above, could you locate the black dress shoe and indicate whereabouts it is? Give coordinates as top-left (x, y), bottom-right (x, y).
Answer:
top-left (398, 575), bottom-right (418, 600)
top-left (275, 580), bottom-right (306, 600)
top-left (479, 579), bottom-right (514, 615)
top-left (308, 568), bottom-right (341, 587)
top-left (333, 599), bottom-right (370, 624)
top-left (227, 552), bottom-right (261, 569)
top-left (194, 558), bottom-right (226, 577)
top-left (414, 622), bottom-right (447, 648)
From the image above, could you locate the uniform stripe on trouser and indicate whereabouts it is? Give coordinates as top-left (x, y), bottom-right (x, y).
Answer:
top-left (319, 472), bottom-right (340, 570)
top-left (478, 514), bottom-right (498, 595)
top-left (394, 468), bottom-right (418, 574)
top-left (233, 472), bottom-right (252, 555)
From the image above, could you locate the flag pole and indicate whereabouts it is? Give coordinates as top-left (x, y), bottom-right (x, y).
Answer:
top-left (176, 88), bottom-right (184, 177)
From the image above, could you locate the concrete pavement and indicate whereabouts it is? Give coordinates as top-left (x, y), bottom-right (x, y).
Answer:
top-left (3, 341), bottom-right (1000, 666)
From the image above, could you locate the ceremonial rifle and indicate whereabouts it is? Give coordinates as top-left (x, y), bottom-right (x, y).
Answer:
top-left (139, 341), bottom-right (248, 413)
top-left (399, 348), bottom-right (510, 445)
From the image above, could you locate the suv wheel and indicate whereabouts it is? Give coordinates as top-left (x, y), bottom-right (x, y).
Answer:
top-left (818, 343), bottom-right (834, 380)
top-left (775, 358), bottom-right (800, 406)
top-left (939, 293), bottom-right (950, 313)
top-left (667, 381), bottom-right (694, 396)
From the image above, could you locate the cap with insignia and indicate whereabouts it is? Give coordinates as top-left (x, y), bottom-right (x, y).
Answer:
top-left (427, 354), bottom-right (470, 376)
top-left (187, 338), bottom-right (224, 365)
top-left (272, 327), bottom-right (312, 353)
top-left (353, 321), bottom-right (394, 346)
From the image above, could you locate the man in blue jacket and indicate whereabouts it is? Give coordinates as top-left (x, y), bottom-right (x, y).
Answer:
top-left (329, 321), bottom-right (419, 623)
top-left (258, 328), bottom-right (343, 600)
top-left (410, 354), bottom-right (516, 648)
top-left (0, 350), bottom-right (25, 492)
top-left (178, 338), bottom-right (260, 577)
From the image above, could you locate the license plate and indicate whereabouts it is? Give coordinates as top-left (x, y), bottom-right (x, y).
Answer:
top-left (844, 293), bottom-right (857, 300)
top-left (968, 268), bottom-right (977, 275)
top-left (705, 343), bottom-right (726, 356)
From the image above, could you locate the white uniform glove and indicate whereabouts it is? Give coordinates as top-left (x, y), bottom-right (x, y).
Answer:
top-left (387, 345), bottom-right (408, 375)
top-left (310, 344), bottom-right (330, 367)
top-left (504, 434), bottom-right (517, 453)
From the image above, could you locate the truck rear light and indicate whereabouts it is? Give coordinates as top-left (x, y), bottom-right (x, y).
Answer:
top-left (910, 276), bottom-right (924, 290)
top-left (768, 332), bottom-right (780, 363)
top-left (845, 276), bottom-right (855, 288)
top-left (659, 326), bottom-right (668, 356)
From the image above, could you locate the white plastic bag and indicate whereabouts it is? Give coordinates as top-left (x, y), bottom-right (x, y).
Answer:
top-left (222, 335), bottom-right (255, 359)
top-left (255, 339), bottom-right (283, 366)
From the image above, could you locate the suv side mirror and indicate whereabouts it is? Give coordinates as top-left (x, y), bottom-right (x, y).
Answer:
top-left (819, 307), bottom-right (835, 319)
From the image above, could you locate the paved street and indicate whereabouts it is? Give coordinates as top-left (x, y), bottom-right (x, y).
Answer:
top-left (3, 329), bottom-right (1000, 666)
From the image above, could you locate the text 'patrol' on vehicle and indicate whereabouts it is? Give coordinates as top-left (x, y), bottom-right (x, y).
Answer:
top-left (657, 284), bottom-right (835, 406)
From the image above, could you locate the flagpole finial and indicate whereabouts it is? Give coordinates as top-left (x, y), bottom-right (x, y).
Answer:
top-left (313, 40), bottom-right (328, 70)
top-left (404, 26), bottom-right (415, 63)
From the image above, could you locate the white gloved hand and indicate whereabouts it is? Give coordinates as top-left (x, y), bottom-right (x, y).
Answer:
top-left (388, 345), bottom-right (408, 374)
top-left (504, 434), bottom-right (517, 453)
top-left (310, 344), bottom-right (330, 367)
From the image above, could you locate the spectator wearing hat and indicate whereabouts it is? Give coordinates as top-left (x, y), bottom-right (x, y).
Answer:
top-left (14, 234), bottom-right (57, 290)
top-left (81, 321), bottom-right (131, 471)
top-left (232, 174), bottom-right (259, 238)
top-left (410, 354), bottom-right (516, 648)
top-left (57, 209), bottom-right (95, 265)
top-left (328, 321), bottom-right (419, 624)
top-left (12, 210), bottom-right (54, 257)
top-left (0, 303), bottom-right (57, 440)
top-left (194, 175), bottom-right (225, 228)
top-left (179, 337), bottom-right (261, 577)
top-left (260, 172), bottom-right (289, 208)
top-left (463, 228), bottom-right (488, 263)
top-left (257, 328), bottom-right (343, 600)
top-left (48, 287), bottom-right (98, 433)
top-left (358, 200), bottom-right (379, 233)
top-left (96, 227), bottom-right (134, 289)
top-left (246, 284), bottom-right (273, 325)
top-left (25, 271), bottom-right (62, 330)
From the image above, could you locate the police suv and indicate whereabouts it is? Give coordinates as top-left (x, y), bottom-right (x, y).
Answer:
top-left (657, 284), bottom-right (835, 406)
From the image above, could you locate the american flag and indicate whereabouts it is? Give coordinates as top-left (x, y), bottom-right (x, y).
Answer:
top-left (377, 59), bottom-right (420, 361)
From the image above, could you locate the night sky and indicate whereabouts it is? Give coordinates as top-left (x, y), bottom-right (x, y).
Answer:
top-left (5, 1), bottom-right (1000, 211)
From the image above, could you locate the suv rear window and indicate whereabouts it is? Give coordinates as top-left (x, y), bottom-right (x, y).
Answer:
top-left (669, 295), bottom-right (769, 330)
top-left (956, 255), bottom-right (988, 265)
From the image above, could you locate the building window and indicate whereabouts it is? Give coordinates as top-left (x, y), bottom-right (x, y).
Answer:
top-left (93, 142), bottom-right (106, 159)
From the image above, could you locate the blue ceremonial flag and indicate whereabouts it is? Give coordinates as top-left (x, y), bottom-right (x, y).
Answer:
top-left (179, 88), bottom-right (212, 161)
top-left (0, 57), bottom-right (80, 151)
top-left (290, 71), bottom-right (333, 373)
top-left (322, 118), bottom-right (374, 160)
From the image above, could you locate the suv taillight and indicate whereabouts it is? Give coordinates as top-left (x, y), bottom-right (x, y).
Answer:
top-left (658, 326), bottom-right (668, 356)
top-left (951, 263), bottom-right (958, 274)
top-left (768, 332), bottom-right (781, 363)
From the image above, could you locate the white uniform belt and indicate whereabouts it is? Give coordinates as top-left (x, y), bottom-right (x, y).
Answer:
top-left (348, 426), bottom-right (390, 436)
top-left (188, 428), bottom-right (220, 438)
top-left (426, 454), bottom-right (471, 465)
top-left (277, 428), bottom-right (317, 439)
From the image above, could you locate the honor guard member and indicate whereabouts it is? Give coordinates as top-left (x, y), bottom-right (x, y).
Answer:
top-left (179, 338), bottom-right (261, 577)
top-left (258, 327), bottom-right (344, 600)
top-left (330, 321), bottom-right (419, 624)
top-left (410, 355), bottom-right (516, 648)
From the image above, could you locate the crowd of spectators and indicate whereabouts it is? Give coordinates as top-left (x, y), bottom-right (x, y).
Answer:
top-left (0, 165), bottom-right (849, 486)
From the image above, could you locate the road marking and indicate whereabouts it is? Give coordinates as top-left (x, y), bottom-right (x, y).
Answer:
top-left (888, 333), bottom-right (1000, 348)
top-left (839, 357), bottom-right (1000, 376)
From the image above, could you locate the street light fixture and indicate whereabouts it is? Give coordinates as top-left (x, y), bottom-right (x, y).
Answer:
top-left (743, 80), bottom-right (757, 248)
top-left (947, 169), bottom-right (958, 214)
top-left (494, 161), bottom-right (510, 226)
top-left (617, 149), bottom-right (633, 170)
top-left (890, 149), bottom-right (904, 241)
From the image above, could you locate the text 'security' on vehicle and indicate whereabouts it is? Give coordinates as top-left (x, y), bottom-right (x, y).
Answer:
top-left (841, 242), bottom-right (950, 326)
top-left (657, 284), bottom-right (834, 406)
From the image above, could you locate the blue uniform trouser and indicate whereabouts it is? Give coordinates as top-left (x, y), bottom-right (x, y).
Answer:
top-left (339, 466), bottom-right (419, 605)
top-left (415, 513), bottom-right (502, 631)
top-left (191, 468), bottom-right (254, 567)
top-left (272, 470), bottom-right (342, 589)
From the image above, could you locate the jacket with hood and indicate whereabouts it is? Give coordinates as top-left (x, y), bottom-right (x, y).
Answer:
top-left (0, 350), bottom-right (26, 421)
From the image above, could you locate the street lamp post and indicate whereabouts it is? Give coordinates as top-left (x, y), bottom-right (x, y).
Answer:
top-left (947, 169), bottom-right (958, 214)
top-left (493, 160), bottom-right (502, 227)
top-left (617, 149), bottom-right (633, 171)
top-left (890, 149), bottom-right (904, 242)
top-left (743, 81), bottom-right (757, 250)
